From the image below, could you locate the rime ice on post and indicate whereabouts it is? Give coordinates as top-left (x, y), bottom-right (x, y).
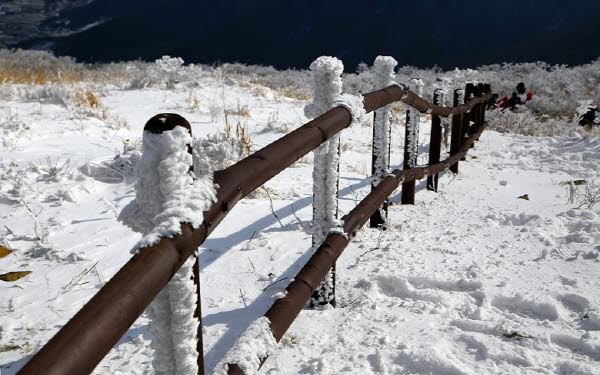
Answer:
top-left (304, 56), bottom-right (343, 308)
top-left (460, 83), bottom-right (476, 158)
top-left (438, 78), bottom-right (452, 149)
top-left (370, 56), bottom-right (397, 228)
top-left (371, 56), bottom-right (397, 185)
top-left (401, 78), bottom-right (424, 204)
top-left (407, 78), bottom-right (424, 168)
top-left (118, 113), bottom-right (216, 375)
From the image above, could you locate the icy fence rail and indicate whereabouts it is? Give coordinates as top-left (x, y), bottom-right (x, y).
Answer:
top-left (17, 55), bottom-right (492, 375)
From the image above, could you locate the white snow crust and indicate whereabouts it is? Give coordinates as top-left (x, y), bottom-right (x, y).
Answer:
top-left (213, 317), bottom-right (277, 375)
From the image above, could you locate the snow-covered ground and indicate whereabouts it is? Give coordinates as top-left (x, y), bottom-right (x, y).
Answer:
top-left (1, 74), bottom-right (599, 375)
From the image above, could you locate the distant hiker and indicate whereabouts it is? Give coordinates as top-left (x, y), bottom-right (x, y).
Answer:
top-left (579, 105), bottom-right (599, 131)
top-left (486, 93), bottom-right (499, 109)
top-left (495, 82), bottom-right (533, 110)
top-left (506, 82), bottom-right (533, 110)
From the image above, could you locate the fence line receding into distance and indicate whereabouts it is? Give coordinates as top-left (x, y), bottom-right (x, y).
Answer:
top-left (17, 56), bottom-right (492, 375)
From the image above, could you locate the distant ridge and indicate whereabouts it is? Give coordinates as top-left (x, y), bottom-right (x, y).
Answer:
top-left (9, 0), bottom-right (600, 70)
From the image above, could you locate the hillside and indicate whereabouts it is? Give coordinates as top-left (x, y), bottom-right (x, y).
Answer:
top-left (1, 55), bottom-right (600, 374)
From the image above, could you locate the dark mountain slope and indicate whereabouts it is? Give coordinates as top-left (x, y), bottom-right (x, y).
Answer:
top-left (11, 0), bottom-right (600, 70)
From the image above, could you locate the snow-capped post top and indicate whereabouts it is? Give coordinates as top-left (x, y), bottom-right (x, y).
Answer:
top-left (145, 113), bottom-right (192, 134)
top-left (144, 113), bottom-right (194, 165)
top-left (304, 56), bottom-right (344, 119)
top-left (409, 78), bottom-right (424, 96)
top-left (373, 56), bottom-right (398, 87)
top-left (118, 113), bottom-right (217, 252)
top-left (304, 56), bottom-right (366, 127)
top-left (309, 55), bottom-right (344, 77)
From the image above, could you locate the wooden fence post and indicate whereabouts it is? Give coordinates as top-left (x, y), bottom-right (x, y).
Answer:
top-left (449, 88), bottom-right (464, 173)
top-left (401, 78), bottom-right (423, 204)
top-left (460, 83), bottom-right (475, 160)
top-left (304, 56), bottom-right (344, 308)
top-left (470, 83), bottom-right (483, 147)
top-left (427, 89), bottom-right (444, 192)
top-left (481, 83), bottom-right (491, 126)
top-left (135, 113), bottom-right (205, 375)
top-left (369, 56), bottom-right (397, 228)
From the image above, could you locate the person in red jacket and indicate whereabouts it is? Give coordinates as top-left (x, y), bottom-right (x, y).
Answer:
top-left (495, 82), bottom-right (534, 110)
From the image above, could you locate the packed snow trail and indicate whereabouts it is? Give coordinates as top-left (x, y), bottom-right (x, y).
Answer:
top-left (1, 78), bottom-right (599, 375)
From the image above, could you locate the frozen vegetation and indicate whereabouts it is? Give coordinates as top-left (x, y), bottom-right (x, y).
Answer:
top-left (0, 49), bottom-right (599, 374)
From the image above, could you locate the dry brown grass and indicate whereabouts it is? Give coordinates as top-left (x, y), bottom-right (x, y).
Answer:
top-left (238, 103), bottom-right (251, 118)
top-left (277, 86), bottom-right (311, 100)
top-left (0, 64), bottom-right (85, 85)
top-left (72, 88), bottom-right (102, 109)
top-left (236, 122), bottom-right (253, 156)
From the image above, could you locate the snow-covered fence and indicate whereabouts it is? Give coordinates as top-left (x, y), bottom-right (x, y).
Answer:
top-left (304, 56), bottom-right (367, 308)
top-left (19, 68), bottom-right (491, 375)
top-left (224, 84), bottom-right (492, 375)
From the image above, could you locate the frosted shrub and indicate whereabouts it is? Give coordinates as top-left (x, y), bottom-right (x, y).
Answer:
top-left (486, 108), bottom-right (574, 137)
top-left (192, 132), bottom-right (247, 176)
top-left (148, 56), bottom-right (186, 89)
top-left (1, 49), bottom-right (598, 136)
top-left (0, 83), bottom-right (72, 105)
top-left (1, 110), bottom-right (31, 149)
top-left (65, 86), bottom-right (129, 130)
top-left (31, 158), bottom-right (72, 183)
top-left (0, 160), bottom-right (28, 201)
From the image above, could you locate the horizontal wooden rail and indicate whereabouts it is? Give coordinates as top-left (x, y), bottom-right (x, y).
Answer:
top-left (17, 85), bottom-right (491, 375)
top-left (226, 119), bottom-right (489, 374)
